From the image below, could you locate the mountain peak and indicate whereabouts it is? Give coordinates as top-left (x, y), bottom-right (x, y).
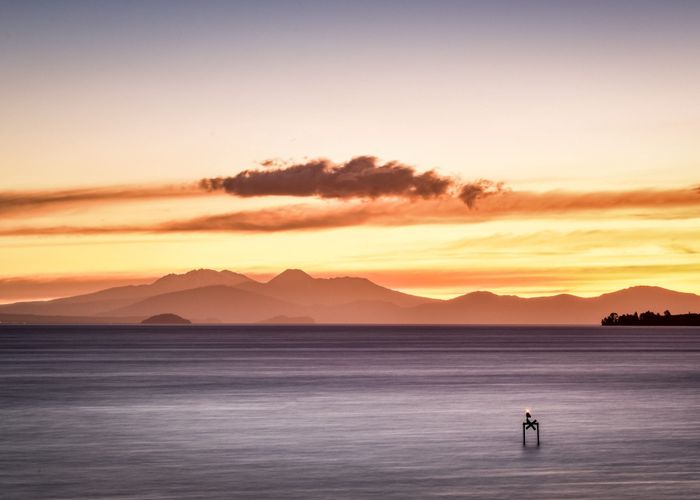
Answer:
top-left (449, 290), bottom-right (500, 303)
top-left (154, 268), bottom-right (216, 282)
top-left (152, 269), bottom-right (252, 287)
top-left (269, 269), bottom-right (314, 284)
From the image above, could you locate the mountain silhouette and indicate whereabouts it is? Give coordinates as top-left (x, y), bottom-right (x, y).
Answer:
top-left (236, 269), bottom-right (432, 307)
top-left (1, 270), bottom-right (699, 325)
top-left (0, 269), bottom-right (252, 317)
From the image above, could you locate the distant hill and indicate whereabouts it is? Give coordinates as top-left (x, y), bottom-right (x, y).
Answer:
top-left (406, 286), bottom-right (700, 324)
top-left (1, 269), bottom-right (699, 325)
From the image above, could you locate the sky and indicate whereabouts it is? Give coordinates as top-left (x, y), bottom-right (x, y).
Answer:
top-left (1, 0), bottom-right (699, 301)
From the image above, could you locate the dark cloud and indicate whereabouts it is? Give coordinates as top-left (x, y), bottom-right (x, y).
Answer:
top-left (458, 180), bottom-right (508, 208)
top-left (200, 156), bottom-right (453, 200)
top-left (2, 150), bottom-right (698, 237)
top-left (0, 157), bottom-right (504, 219)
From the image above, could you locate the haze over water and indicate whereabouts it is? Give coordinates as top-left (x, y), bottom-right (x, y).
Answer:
top-left (2, 325), bottom-right (700, 499)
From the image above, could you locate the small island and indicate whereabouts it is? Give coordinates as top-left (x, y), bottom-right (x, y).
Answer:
top-left (141, 313), bottom-right (192, 325)
top-left (602, 310), bottom-right (700, 326)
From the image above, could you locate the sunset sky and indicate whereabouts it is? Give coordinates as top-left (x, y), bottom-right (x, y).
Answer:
top-left (1, 0), bottom-right (699, 302)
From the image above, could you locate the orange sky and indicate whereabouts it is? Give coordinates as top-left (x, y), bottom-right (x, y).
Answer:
top-left (1, 1), bottom-right (699, 302)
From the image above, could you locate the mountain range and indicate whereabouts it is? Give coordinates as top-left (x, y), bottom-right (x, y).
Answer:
top-left (1, 268), bottom-right (699, 325)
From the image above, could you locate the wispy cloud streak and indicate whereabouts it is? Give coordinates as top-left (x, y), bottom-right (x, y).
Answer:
top-left (0, 184), bottom-right (205, 216)
top-left (0, 186), bottom-right (698, 236)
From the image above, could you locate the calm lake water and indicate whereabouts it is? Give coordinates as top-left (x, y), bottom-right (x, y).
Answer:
top-left (1, 325), bottom-right (699, 499)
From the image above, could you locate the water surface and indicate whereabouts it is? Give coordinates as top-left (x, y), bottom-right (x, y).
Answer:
top-left (1, 325), bottom-right (699, 499)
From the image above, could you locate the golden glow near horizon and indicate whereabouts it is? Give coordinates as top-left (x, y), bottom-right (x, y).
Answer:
top-left (2, 211), bottom-right (700, 301)
top-left (1, 1), bottom-right (699, 301)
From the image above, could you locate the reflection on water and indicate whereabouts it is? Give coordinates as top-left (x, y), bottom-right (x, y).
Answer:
top-left (1, 325), bottom-right (700, 499)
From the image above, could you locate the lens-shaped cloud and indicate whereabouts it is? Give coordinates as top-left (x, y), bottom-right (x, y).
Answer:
top-left (200, 156), bottom-right (454, 200)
